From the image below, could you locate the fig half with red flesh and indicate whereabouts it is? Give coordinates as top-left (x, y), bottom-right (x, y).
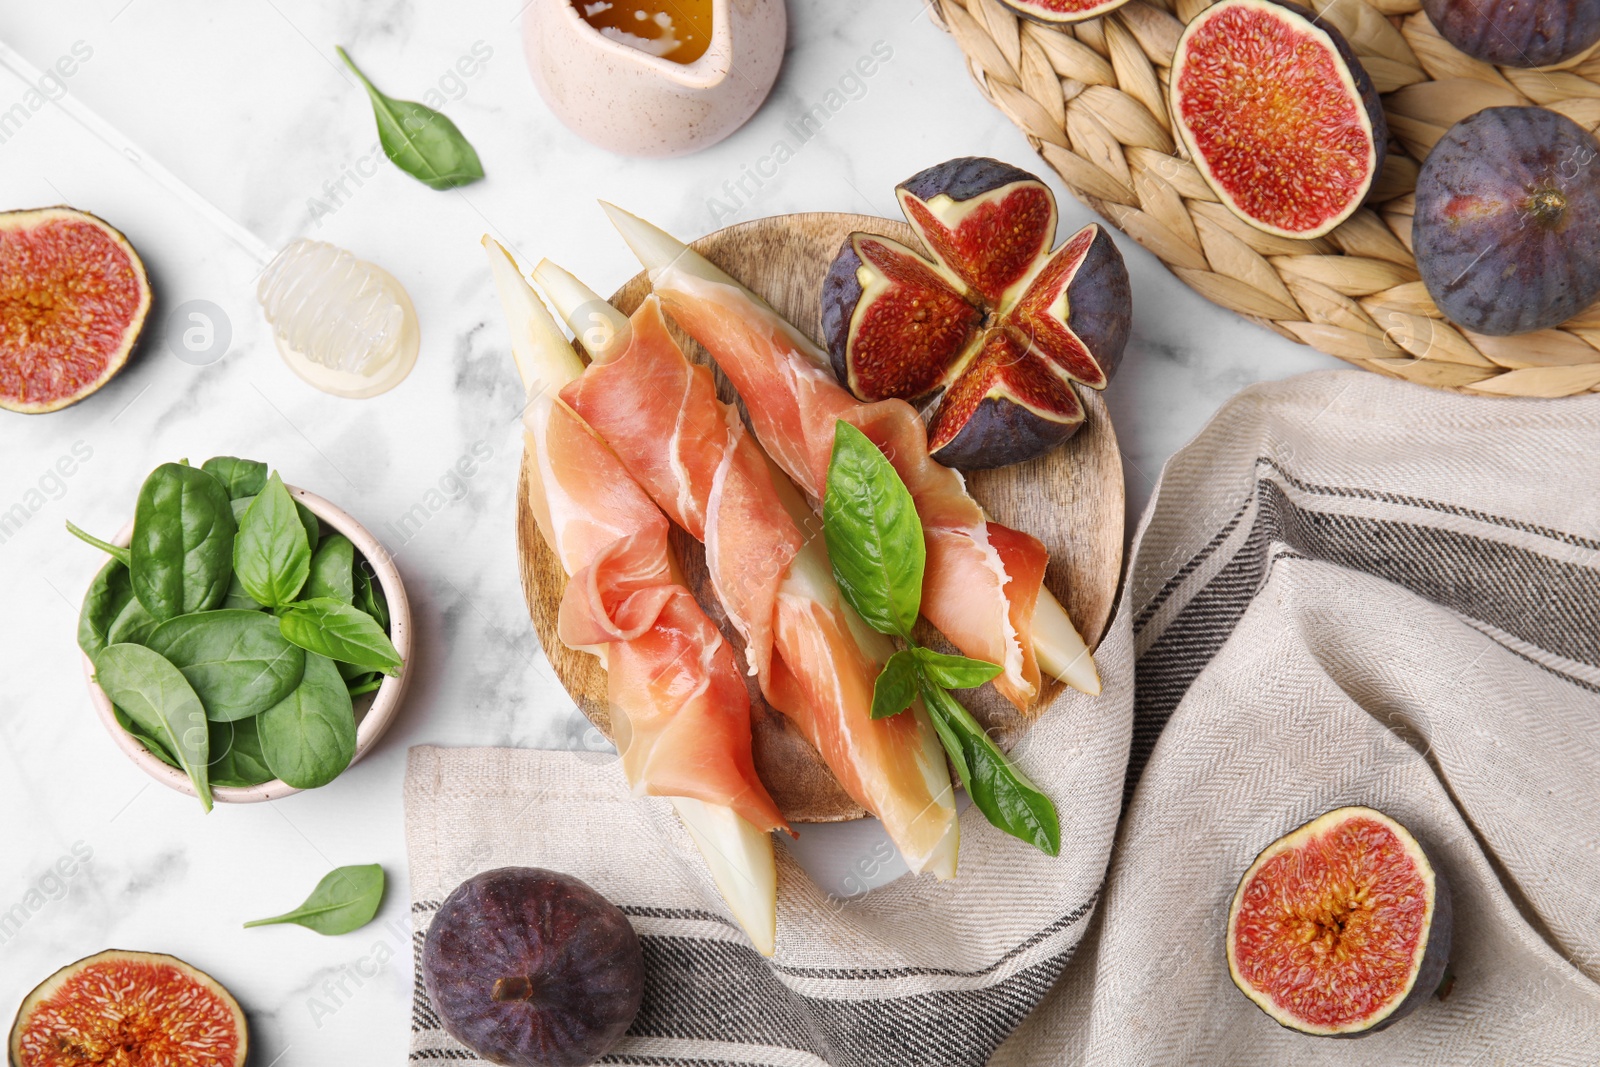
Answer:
top-left (1228, 807), bottom-right (1453, 1037)
top-left (1170, 0), bottom-right (1388, 239)
top-left (822, 157), bottom-right (1131, 471)
top-left (0, 207), bottom-right (151, 414)
top-left (8, 949), bottom-right (248, 1067)
top-left (998, 0), bottom-right (1134, 24)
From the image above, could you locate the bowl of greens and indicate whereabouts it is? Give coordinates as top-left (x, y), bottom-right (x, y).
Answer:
top-left (70, 456), bottom-right (411, 808)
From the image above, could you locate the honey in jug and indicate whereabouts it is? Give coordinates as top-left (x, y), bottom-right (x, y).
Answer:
top-left (571, 0), bottom-right (713, 64)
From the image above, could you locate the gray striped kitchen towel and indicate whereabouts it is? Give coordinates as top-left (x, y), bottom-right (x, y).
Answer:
top-left (406, 370), bottom-right (1600, 1065)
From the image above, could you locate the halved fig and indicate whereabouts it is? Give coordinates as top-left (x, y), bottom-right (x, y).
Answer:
top-left (1228, 807), bottom-right (1453, 1037)
top-left (9, 949), bottom-right (248, 1066)
top-left (822, 157), bottom-right (1130, 471)
top-left (999, 0), bottom-right (1134, 23)
top-left (0, 207), bottom-right (151, 414)
top-left (1170, 0), bottom-right (1388, 239)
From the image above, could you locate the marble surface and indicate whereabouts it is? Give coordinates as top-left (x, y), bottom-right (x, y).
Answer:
top-left (0, 1), bottom-right (1340, 1060)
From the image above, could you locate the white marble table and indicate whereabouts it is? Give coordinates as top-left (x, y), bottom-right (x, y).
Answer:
top-left (0, 1), bottom-right (1339, 1060)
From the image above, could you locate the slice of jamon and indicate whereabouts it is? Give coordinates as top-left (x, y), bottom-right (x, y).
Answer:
top-left (547, 273), bottom-right (958, 878)
top-left (486, 237), bottom-right (783, 955)
top-left (601, 204), bottom-right (1102, 705)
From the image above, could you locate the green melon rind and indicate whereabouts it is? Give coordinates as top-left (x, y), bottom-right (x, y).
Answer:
top-left (0, 207), bottom-right (152, 415)
top-left (1225, 806), bottom-right (1453, 1037)
top-left (8, 949), bottom-right (248, 1067)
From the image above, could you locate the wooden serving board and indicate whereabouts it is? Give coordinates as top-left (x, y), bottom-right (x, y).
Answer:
top-left (515, 212), bottom-right (1124, 822)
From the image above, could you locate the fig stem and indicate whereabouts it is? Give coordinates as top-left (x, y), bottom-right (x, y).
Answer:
top-left (491, 976), bottom-right (537, 1002)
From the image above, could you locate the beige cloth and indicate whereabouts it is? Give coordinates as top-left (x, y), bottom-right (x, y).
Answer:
top-left (407, 370), bottom-right (1600, 1065)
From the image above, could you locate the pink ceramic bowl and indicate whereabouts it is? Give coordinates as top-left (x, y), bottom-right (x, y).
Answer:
top-left (82, 486), bottom-right (411, 803)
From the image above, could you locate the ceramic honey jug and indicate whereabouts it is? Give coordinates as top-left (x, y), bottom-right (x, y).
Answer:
top-left (523, 0), bottom-right (786, 157)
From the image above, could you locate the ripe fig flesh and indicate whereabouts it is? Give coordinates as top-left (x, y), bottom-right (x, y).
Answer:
top-left (1170, 0), bottom-right (1387, 239)
top-left (822, 156), bottom-right (1130, 471)
top-left (0, 207), bottom-right (151, 413)
top-left (1227, 806), bottom-right (1453, 1037)
top-left (8, 949), bottom-right (248, 1067)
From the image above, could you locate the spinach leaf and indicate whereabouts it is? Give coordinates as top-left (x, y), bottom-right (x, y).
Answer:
top-left (221, 572), bottom-right (265, 611)
top-left (79, 559), bottom-right (135, 655)
top-left (209, 716), bottom-right (275, 787)
top-left (306, 534), bottom-right (355, 604)
top-left (93, 643), bottom-right (212, 810)
top-left (279, 598), bottom-right (403, 677)
top-left (871, 649), bottom-right (921, 721)
top-left (113, 704), bottom-right (179, 768)
top-left (914, 649), bottom-right (1003, 690)
top-left (146, 610), bottom-right (306, 722)
top-left (921, 684), bottom-right (1060, 856)
top-left (337, 47), bottom-right (484, 191)
top-left (78, 560), bottom-right (157, 653)
top-left (257, 653), bottom-right (356, 789)
top-left (130, 463), bottom-right (236, 622)
top-left (66, 521), bottom-right (131, 567)
top-left (234, 473), bottom-right (311, 608)
top-left (243, 863), bottom-right (384, 935)
top-left (823, 421), bottom-right (924, 641)
top-left (355, 561), bottom-right (390, 633)
top-left (201, 456), bottom-right (268, 499)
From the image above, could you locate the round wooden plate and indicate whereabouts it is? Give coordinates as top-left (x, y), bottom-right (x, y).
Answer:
top-left (515, 212), bottom-right (1125, 822)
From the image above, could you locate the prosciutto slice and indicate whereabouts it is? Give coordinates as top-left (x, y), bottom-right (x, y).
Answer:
top-left (527, 390), bottom-right (789, 836)
top-left (559, 293), bottom-right (958, 877)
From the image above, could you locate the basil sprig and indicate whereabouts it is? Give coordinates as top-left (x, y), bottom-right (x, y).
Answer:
top-left (823, 421), bottom-right (1061, 856)
top-left (338, 47), bottom-right (484, 191)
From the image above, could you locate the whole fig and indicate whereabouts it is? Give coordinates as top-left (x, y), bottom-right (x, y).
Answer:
top-left (422, 867), bottom-right (645, 1067)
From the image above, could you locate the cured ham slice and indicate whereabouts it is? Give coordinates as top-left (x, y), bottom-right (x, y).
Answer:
top-left (485, 237), bottom-right (783, 954)
top-left (601, 205), bottom-right (1101, 705)
top-left (544, 267), bottom-right (958, 879)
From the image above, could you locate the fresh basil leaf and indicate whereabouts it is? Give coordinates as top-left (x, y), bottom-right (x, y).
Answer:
top-left (230, 494), bottom-right (319, 548)
top-left (306, 534), bottom-right (355, 604)
top-left (823, 421), bottom-right (924, 640)
top-left (338, 47), bottom-right (484, 191)
top-left (201, 456), bottom-right (268, 500)
top-left (257, 653), bottom-right (356, 789)
top-left (921, 683), bottom-right (1059, 856)
top-left (871, 649), bottom-right (922, 720)
top-left (209, 716), bottom-right (276, 787)
top-left (914, 648), bottom-right (1003, 690)
top-left (93, 643), bottom-right (212, 811)
top-left (146, 610), bottom-right (307, 722)
top-left (113, 704), bottom-right (180, 769)
top-left (234, 473), bottom-right (311, 607)
top-left (66, 521), bottom-right (131, 567)
top-left (130, 463), bottom-right (236, 622)
top-left (243, 863), bottom-right (384, 935)
top-left (354, 561), bottom-right (390, 633)
top-left (279, 598), bottom-right (403, 677)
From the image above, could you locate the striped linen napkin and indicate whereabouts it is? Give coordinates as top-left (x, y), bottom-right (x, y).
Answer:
top-left (407, 370), bottom-right (1599, 1065)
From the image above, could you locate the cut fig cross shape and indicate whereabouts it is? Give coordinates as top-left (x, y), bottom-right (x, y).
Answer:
top-left (822, 157), bottom-right (1131, 470)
